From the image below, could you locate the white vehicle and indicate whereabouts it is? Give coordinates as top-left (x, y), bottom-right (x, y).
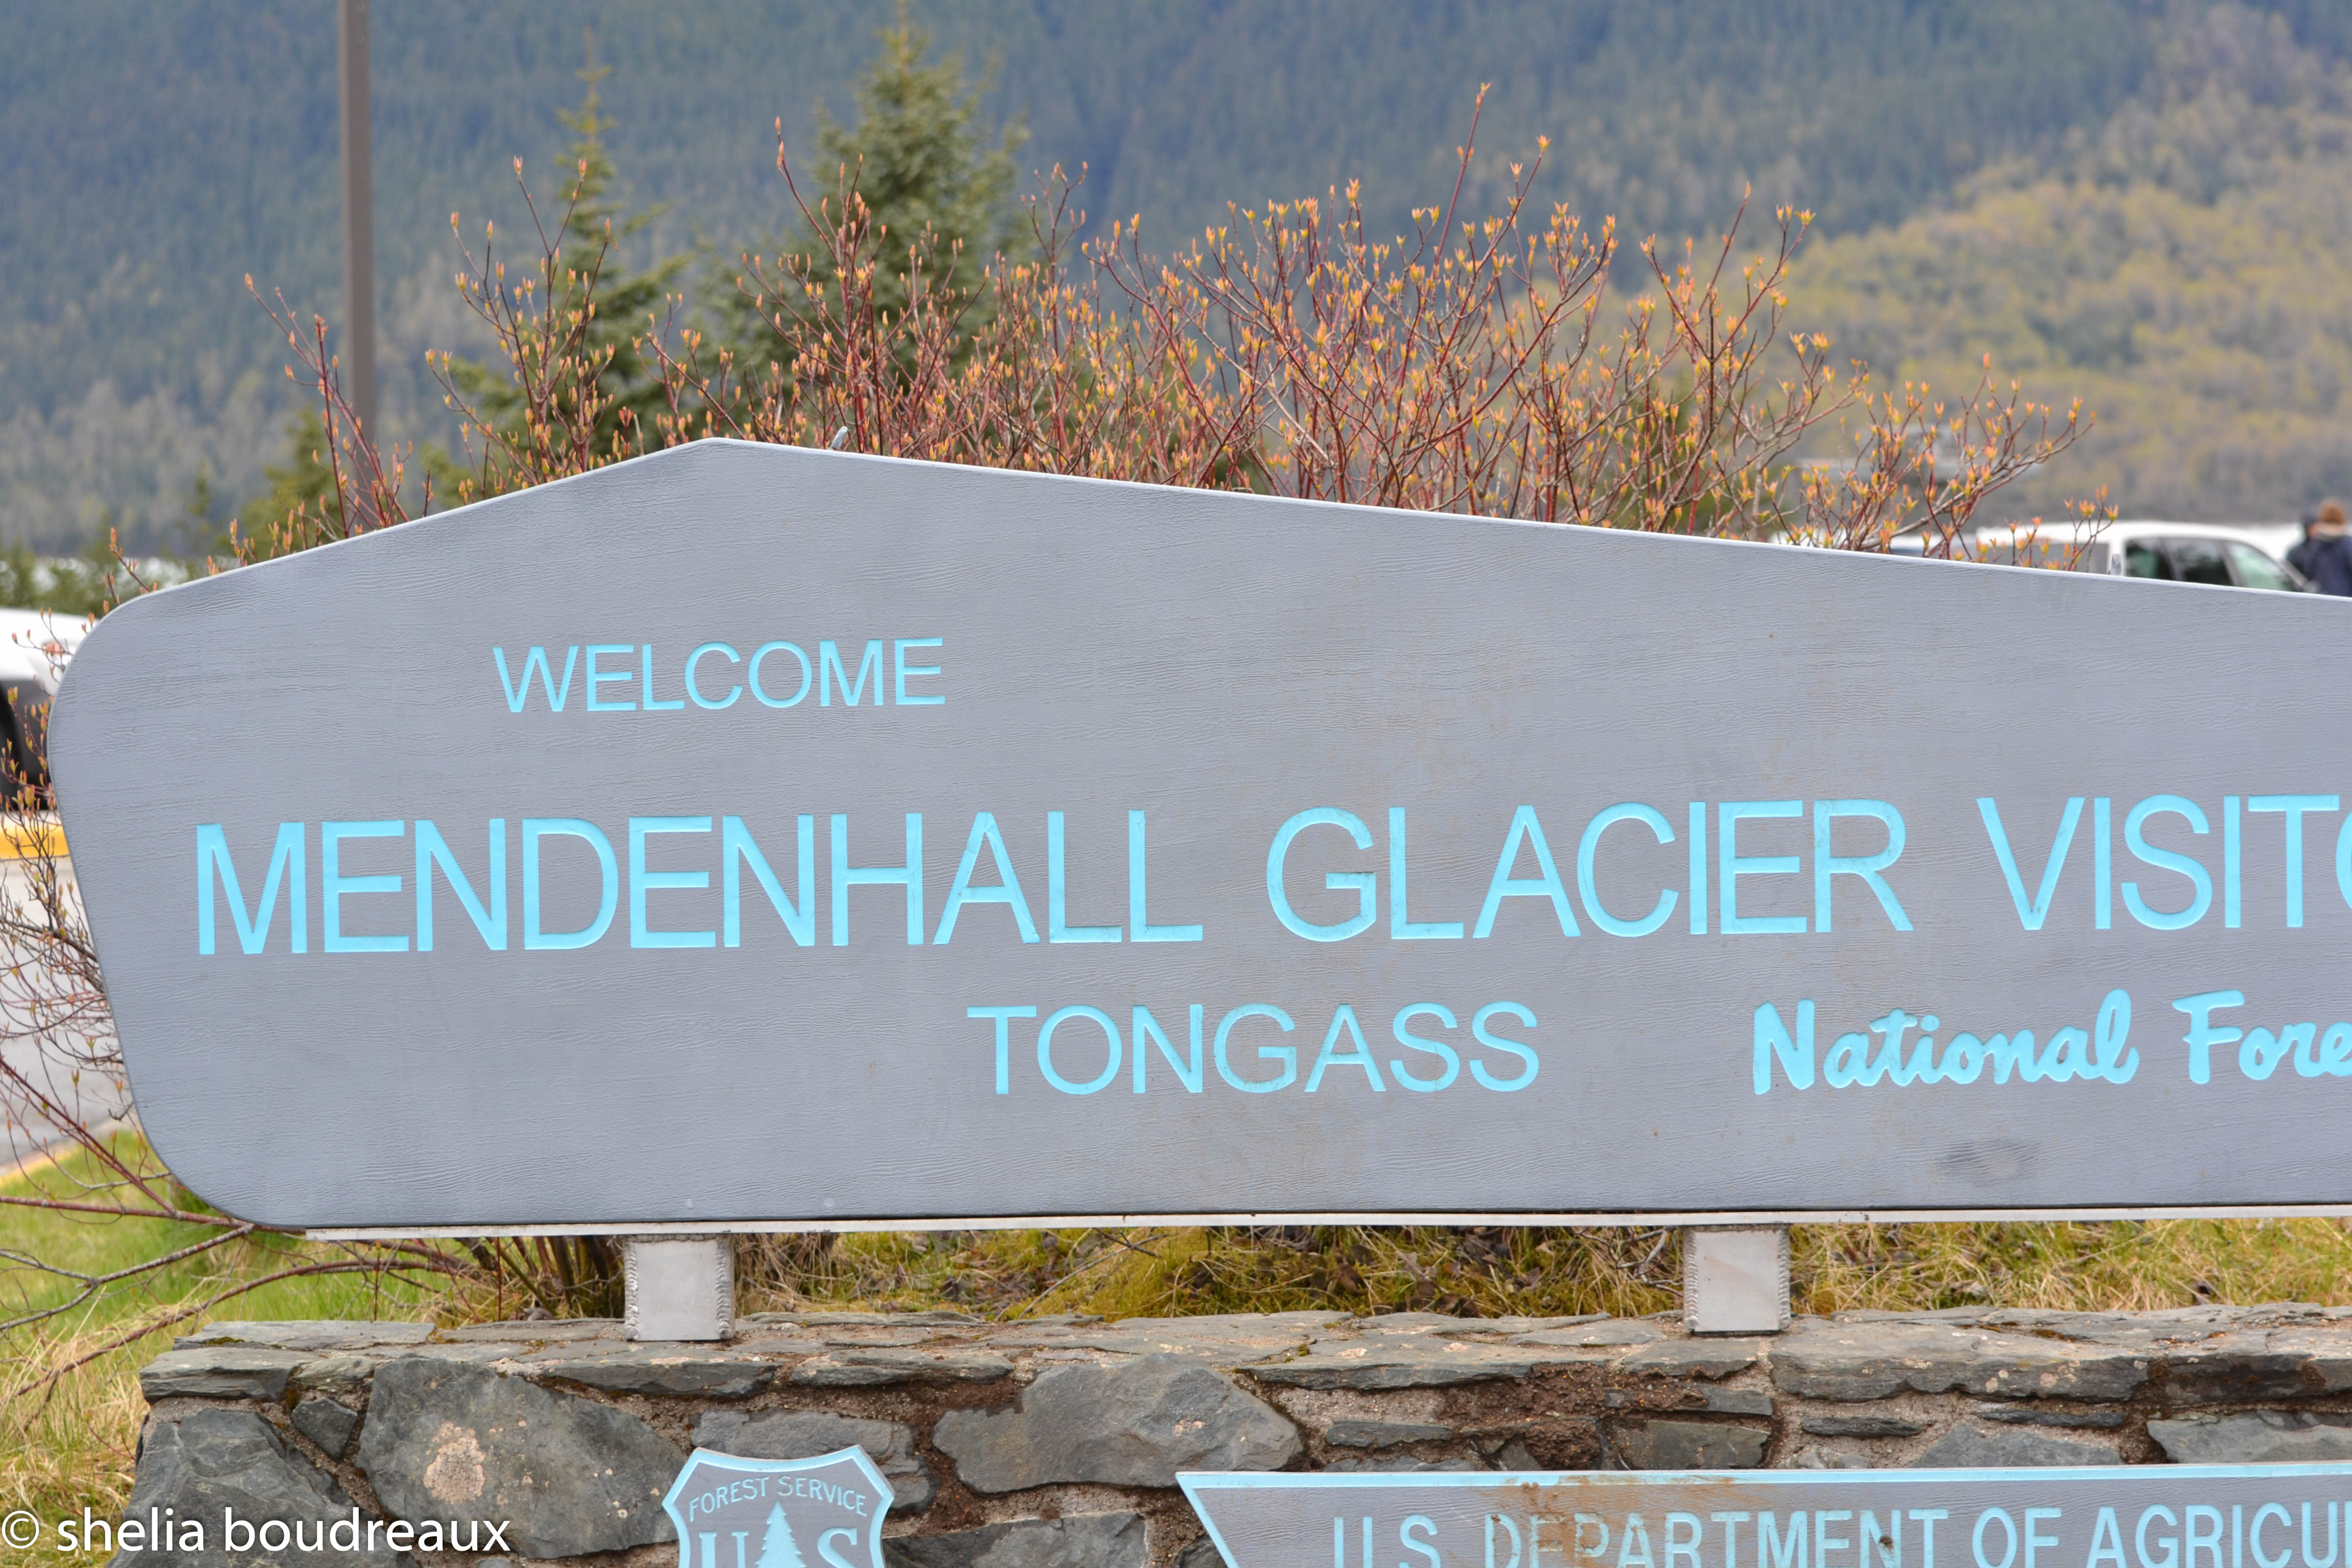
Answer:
top-left (0, 608), bottom-right (86, 805)
top-left (1967, 519), bottom-right (2311, 591)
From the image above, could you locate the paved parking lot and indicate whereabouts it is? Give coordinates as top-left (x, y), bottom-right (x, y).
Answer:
top-left (0, 854), bottom-right (130, 1170)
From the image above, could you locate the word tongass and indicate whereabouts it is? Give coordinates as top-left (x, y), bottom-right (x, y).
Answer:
top-left (970, 999), bottom-right (1539, 1096)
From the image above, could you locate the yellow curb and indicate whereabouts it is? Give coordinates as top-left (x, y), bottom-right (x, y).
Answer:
top-left (0, 817), bottom-right (64, 860)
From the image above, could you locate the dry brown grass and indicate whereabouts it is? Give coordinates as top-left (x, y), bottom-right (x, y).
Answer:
top-left (733, 1217), bottom-right (2352, 1323)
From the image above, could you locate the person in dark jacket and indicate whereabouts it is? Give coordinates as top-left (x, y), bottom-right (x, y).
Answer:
top-left (2298, 500), bottom-right (2352, 595)
top-left (2288, 509), bottom-right (2321, 579)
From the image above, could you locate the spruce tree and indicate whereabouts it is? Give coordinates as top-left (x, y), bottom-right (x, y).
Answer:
top-left (447, 41), bottom-right (685, 467)
top-left (723, 5), bottom-right (1025, 371)
top-left (234, 408), bottom-right (342, 554)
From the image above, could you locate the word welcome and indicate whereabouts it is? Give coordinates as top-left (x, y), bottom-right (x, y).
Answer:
top-left (493, 639), bottom-right (942, 712)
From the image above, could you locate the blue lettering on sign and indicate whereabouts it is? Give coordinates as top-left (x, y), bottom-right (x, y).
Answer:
top-left (724, 815), bottom-right (816, 947)
top-left (584, 644), bottom-right (635, 710)
top-left (2170, 991), bottom-right (2352, 1084)
top-left (685, 642), bottom-right (742, 708)
top-left (417, 818), bottom-right (507, 951)
top-left (1974, 793), bottom-right (2342, 933)
top-left (630, 817), bottom-right (715, 948)
top-left (751, 641), bottom-right (812, 706)
top-left (493, 645), bottom-right (577, 711)
top-left (207, 794), bottom-right (2352, 965)
top-left (322, 820), bottom-right (407, 953)
top-left (196, 822), bottom-right (307, 955)
top-left (1269, 809), bottom-right (1379, 942)
top-left (1978, 797), bottom-right (2081, 932)
top-left (192, 798), bottom-right (2351, 955)
top-left (973, 1002), bottom-right (1539, 1095)
top-left (522, 819), bottom-right (618, 949)
top-left (492, 636), bottom-right (942, 712)
top-left (192, 779), bottom-right (2352, 1144)
top-left (1720, 801), bottom-right (1805, 936)
top-left (821, 639), bottom-right (882, 706)
top-left (1755, 992), bottom-right (2140, 1091)
top-left (1577, 803), bottom-right (1676, 939)
top-left (1475, 805), bottom-right (1579, 939)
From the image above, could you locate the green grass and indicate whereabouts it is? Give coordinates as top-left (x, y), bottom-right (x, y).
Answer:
top-left (0, 1138), bottom-right (444, 1561)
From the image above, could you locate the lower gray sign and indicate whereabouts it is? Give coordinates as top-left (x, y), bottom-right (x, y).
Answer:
top-left (1183, 1467), bottom-right (2352, 1568)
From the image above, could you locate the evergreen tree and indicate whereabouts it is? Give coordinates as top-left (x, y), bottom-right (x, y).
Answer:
top-left (447, 39), bottom-right (686, 465)
top-left (240, 408), bottom-right (341, 541)
top-left (756, 1503), bottom-right (807, 1568)
top-left (177, 466), bottom-right (229, 560)
top-left (0, 535), bottom-right (103, 615)
top-left (722, 5), bottom-right (1025, 369)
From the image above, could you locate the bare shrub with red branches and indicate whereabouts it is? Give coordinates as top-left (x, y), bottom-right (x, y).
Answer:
top-left (638, 90), bottom-right (2104, 554)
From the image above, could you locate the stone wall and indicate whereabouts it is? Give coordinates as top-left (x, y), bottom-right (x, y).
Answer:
top-left (124, 1304), bottom-right (2352, 1567)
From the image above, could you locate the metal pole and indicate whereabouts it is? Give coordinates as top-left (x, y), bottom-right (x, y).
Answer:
top-left (337, 0), bottom-right (378, 444)
top-left (624, 1237), bottom-right (736, 1340)
top-left (1682, 1226), bottom-right (1791, 1335)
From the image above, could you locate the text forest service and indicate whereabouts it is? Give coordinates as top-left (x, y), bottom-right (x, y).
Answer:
top-left (46, 440), bottom-right (2352, 1229)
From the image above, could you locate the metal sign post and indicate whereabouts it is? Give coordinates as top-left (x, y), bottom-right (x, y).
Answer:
top-left (336, 0), bottom-right (376, 441)
top-left (624, 1236), bottom-right (733, 1341)
top-left (1682, 1227), bottom-right (1792, 1334)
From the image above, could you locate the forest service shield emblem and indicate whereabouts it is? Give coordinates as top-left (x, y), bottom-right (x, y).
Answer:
top-left (664, 1446), bottom-right (894, 1568)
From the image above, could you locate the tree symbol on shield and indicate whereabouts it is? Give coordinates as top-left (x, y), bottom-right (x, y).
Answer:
top-left (758, 1503), bottom-right (807, 1568)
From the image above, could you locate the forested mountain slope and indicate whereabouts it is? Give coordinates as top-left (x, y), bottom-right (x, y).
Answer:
top-left (1795, 6), bottom-right (2352, 520)
top-left (0, 0), bottom-right (2343, 546)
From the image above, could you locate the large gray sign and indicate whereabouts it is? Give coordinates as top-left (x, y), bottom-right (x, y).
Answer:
top-left (47, 441), bottom-right (2352, 1230)
top-left (1182, 1465), bottom-right (2352, 1568)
